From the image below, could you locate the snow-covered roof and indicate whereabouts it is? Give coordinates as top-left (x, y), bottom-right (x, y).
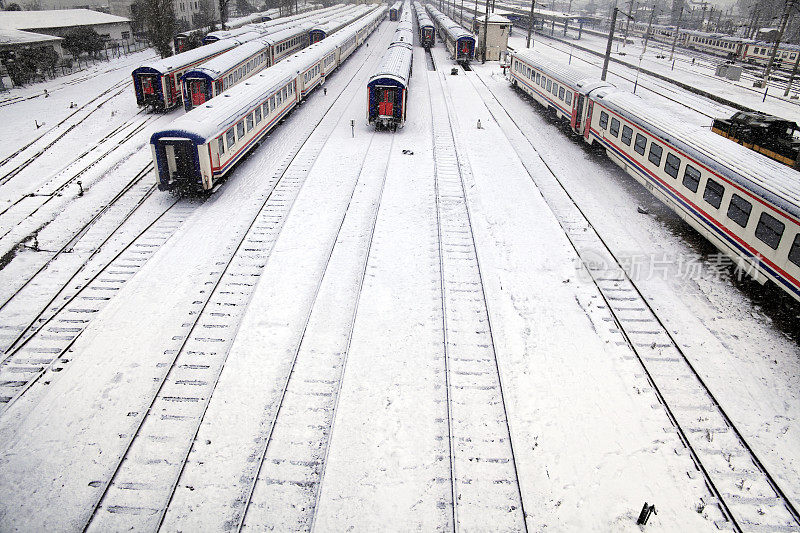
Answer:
top-left (413, 2), bottom-right (434, 28)
top-left (154, 7), bottom-right (384, 140)
top-left (0, 9), bottom-right (130, 31)
top-left (427, 5), bottom-right (476, 41)
top-left (369, 42), bottom-right (412, 86)
top-left (0, 27), bottom-right (62, 45)
top-left (138, 37), bottom-right (244, 74)
top-left (513, 49), bottom-right (606, 90)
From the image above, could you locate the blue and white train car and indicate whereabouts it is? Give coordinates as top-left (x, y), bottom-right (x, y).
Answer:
top-left (309, 5), bottom-right (372, 43)
top-left (510, 49), bottom-right (800, 302)
top-left (182, 26), bottom-right (312, 111)
top-left (413, 1), bottom-right (435, 49)
top-left (367, 17), bottom-right (413, 130)
top-left (151, 6), bottom-right (386, 191)
top-left (389, 1), bottom-right (403, 21)
top-left (426, 5), bottom-right (475, 62)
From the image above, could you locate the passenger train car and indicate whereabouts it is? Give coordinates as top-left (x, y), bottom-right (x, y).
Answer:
top-left (150, 7), bottom-right (386, 191)
top-left (413, 1), bottom-right (435, 49)
top-left (181, 29), bottom-right (308, 111)
top-left (509, 48), bottom-right (800, 301)
top-left (174, 9), bottom-right (279, 52)
top-left (389, 1), bottom-right (403, 21)
top-left (368, 10), bottom-right (413, 129)
top-left (426, 5), bottom-right (475, 62)
top-left (133, 36), bottom-right (254, 110)
top-left (181, 6), bottom-right (372, 111)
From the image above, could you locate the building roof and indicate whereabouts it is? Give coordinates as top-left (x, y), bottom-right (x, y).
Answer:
top-left (0, 27), bottom-right (62, 46)
top-left (0, 9), bottom-right (130, 31)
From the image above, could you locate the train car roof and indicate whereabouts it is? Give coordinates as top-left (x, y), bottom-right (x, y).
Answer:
top-left (368, 43), bottom-right (413, 87)
top-left (138, 37), bottom-right (243, 74)
top-left (184, 38), bottom-right (273, 78)
top-left (594, 88), bottom-right (800, 220)
top-left (512, 49), bottom-right (605, 91)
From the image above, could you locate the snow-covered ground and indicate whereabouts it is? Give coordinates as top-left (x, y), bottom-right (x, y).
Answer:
top-left (0, 13), bottom-right (797, 533)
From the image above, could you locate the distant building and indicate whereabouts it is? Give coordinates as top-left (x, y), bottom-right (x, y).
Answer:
top-left (0, 9), bottom-right (132, 58)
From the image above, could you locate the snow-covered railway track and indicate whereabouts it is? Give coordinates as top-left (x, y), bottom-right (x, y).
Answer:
top-left (0, 162), bottom-right (158, 353)
top-left (234, 134), bottom-right (394, 533)
top-left (428, 69), bottom-right (528, 530)
top-left (0, 79), bottom-right (134, 183)
top-left (0, 188), bottom-right (190, 413)
top-left (78, 31), bottom-right (395, 530)
top-left (468, 70), bottom-right (800, 533)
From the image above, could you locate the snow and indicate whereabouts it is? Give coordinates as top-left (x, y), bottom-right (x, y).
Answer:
top-left (0, 10), bottom-right (798, 533)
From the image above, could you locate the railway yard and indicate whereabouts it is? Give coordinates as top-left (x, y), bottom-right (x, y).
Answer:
top-left (0, 6), bottom-right (800, 532)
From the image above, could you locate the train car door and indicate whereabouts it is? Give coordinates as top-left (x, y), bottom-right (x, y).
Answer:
top-left (188, 79), bottom-right (207, 106)
top-left (162, 139), bottom-right (196, 183)
top-left (460, 40), bottom-right (471, 59)
top-left (583, 100), bottom-right (593, 141)
top-left (378, 87), bottom-right (395, 117)
top-left (572, 93), bottom-right (584, 133)
top-left (141, 75), bottom-right (156, 96)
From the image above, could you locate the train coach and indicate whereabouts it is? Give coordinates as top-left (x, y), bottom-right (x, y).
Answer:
top-left (509, 48), bottom-right (800, 302)
top-left (181, 27), bottom-right (311, 111)
top-left (426, 5), bottom-right (475, 62)
top-left (309, 5), bottom-right (372, 43)
top-left (133, 35), bottom-right (255, 110)
top-left (367, 15), bottom-right (413, 130)
top-left (151, 7), bottom-right (386, 191)
top-left (389, 1), bottom-right (403, 21)
top-left (413, 1), bottom-right (435, 49)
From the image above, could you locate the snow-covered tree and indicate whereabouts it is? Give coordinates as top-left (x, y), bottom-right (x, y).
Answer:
top-left (135, 0), bottom-right (177, 57)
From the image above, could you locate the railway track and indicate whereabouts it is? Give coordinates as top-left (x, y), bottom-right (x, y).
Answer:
top-left (0, 187), bottom-right (191, 413)
top-left (0, 79), bottom-right (135, 183)
top-left (468, 69), bottom-right (800, 533)
top-left (428, 65), bottom-right (528, 528)
top-left (74, 25), bottom-right (396, 531)
top-left (236, 130), bottom-right (393, 533)
top-left (0, 162), bottom-right (158, 353)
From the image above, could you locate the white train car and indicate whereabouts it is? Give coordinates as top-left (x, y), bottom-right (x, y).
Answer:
top-left (426, 5), bottom-right (475, 62)
top-left (150, 6), bottom-right (386, 191)
top-left (510, 49), bottom-right (800, 302)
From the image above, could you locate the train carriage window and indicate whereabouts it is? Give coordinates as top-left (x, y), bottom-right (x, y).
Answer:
top-left (226, 127), bottom-right (235, 148)
top-left (246, 113), bottom-right (254, 132)
top-left (218, 137), bottom-right (225, 155)
top-left (536, 72), bottom-right (540, 83)
top-left (558, 87), bottom-right (565, 100)
top-left (236, 120), bottom-right (245, 139)
top-left (634, 133), bottom-right (647, 155)
top-left (648, 143), bottom-right (663, 166)
top-left (682, 164), bottom-right (700, 191)
top-left (755, 212), bottom-right (785, 250)
top-left (789, 234), bottom-right (800, 267)
top-left (255, 106), bottom-right (262, 124)
top-left (621, 125), bottom-right (633, 146)
top-left (552, 83), bottom-right (558, 96)
top-left (547, 79), bottom-right (552, 92)
top-left (665, 153), bottom-right (681, 178)
top-left (599, 111), bottom-right (608, 129)
top-left (262, 101), bottom-right (269, 117)
top-left (727, 193), bottom-right (752, 228)
top-left (565, 91), bottom-right (572, 105)
top-left (609, 118), bottom-right (620, 137)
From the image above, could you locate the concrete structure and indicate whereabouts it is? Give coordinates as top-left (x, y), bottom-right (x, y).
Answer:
top-left (474, 13), bottom-right (510, 61)
top-left (0, 9), bottom-right (133, 50)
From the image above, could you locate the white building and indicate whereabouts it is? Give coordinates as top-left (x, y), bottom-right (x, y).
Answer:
top-left (0, 9), bottom-right (132, 46)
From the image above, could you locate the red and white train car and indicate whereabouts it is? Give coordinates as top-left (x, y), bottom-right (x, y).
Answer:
top-left (510, 49), bottom-right (800, 302)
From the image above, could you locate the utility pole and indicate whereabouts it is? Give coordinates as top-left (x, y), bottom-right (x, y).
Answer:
top-left (785, 50), bottom-right (800, 96)
top-left (761, 0), bottom-right (796, 88)
top-left (602, 7), bottom-right (633, 80)
top-left (460, 0), bottom-right (465, 26)
top-left (623, 0), bottom-right (636, 47)
top-left (642, 4), bottom-right (657, 54)
top-left (669, 0), bottom-right (683, 61)
top-left (526, 0), bottom-right (542, 48)
top-left (483, 0), bottom-right (489, 62)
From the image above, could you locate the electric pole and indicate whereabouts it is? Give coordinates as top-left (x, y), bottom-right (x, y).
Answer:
top-left (669, 0), bottom-right (683, 61)
top-left (483, 0), bottom-right (489, 62)
top-left (602, 7), bottom-right (633, 80)
top-left (761, 0), bottom-right (796, 88)
top-left (642, 4), bottom-right (657, 54)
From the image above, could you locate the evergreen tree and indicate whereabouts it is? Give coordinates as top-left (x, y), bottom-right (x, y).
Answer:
top-left (139, 0), bottom-right (177, 57)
